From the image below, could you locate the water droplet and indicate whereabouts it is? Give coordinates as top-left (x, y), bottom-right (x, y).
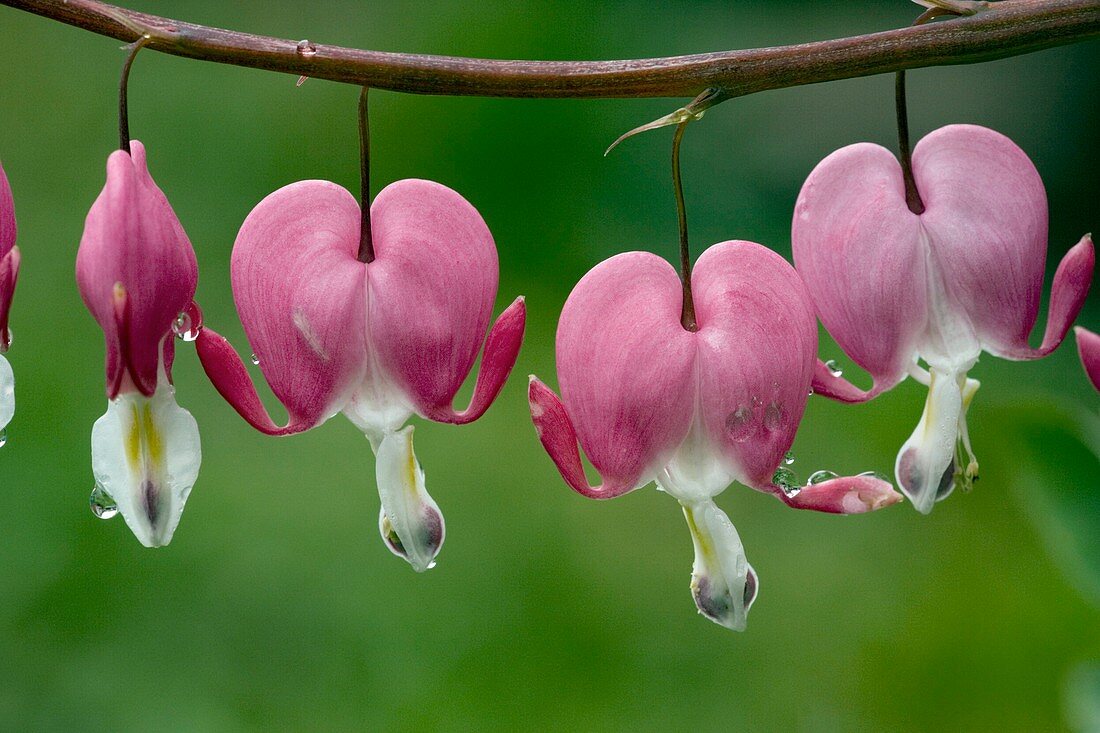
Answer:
top-left (172, 311), bottom-right (200, 341)
top-left (426, 560), bottom-right (437, 570)
top-left (725, 405), bottom-right (754, 443)
top-left (89, 484), bottom-right (118, 519)
top-left (808, 387), bottom-right (815, 396)
top-left (783, 450), bottom-right (795, 465)
top-left (858, 470), bottom-right (891, 482)
top-left (808, 470), bottom-right (839, 485)
top-left (250, 353), bottom-right (260, 365)
top-left (296, 39), bottom-right (317, 57)
top-left (771, 467), bottom-right (800, 497)
top-left (763, 403), bottom-right (784, 432)
top-left (4, 328), bottom-right (12, 347)
top-left (825, 359), bottom-right (843, 377)
top-left (0, 429), bottom-right (8, 447)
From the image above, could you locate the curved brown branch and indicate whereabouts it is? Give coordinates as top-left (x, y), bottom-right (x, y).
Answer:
top-left (2, 0), bottom-right (1098, 98)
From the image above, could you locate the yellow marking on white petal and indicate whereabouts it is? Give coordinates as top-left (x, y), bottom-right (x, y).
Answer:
top-left (126, 402), bottom-right (142, 469)
top-left (142, 402), bottom-right (163, 465)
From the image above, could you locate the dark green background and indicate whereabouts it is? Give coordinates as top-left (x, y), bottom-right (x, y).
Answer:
top-left (1, 1), bottom-right (1098, 730)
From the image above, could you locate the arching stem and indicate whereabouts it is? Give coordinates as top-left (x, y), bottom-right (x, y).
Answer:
top-left (356, 85), bottom-right (375, 264)
top-left (672, 121), bottom-right (696, 332)
top-left (118, 34), bottom-right (150, 154)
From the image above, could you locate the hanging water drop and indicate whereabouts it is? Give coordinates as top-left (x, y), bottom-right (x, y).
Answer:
top-left (783, 450), bottom-right (795, 465)
top-left (808, 470), bottom-right (839, 485)
top-left (0, 428), bottom-right (8, 448)
top-left (89, 484), bottom-right (118, 519)
top-left (825, 359), bottom-right (843, 377)
top-left (4, 328), bottom-right (12, 347)
top-left (763, 402), bottom-right (784, 432)
top-left (250, 352), bottom-right (260, 365)
top-left (172, 311), bottom-right (199, 341)
top-left (426, 560), bottom-right (437, 570)
top-left (771, 467), bottom-right (800, 497)
top-left (296, 39), bottom-right (317, 57)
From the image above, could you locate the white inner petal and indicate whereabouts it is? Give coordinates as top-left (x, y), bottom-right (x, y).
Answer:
top-left (682, 499), bottom-right (757, 632)
top-left (0, 352), bottom-right (14, 431)
top-left (374, 425), bottom-right (445, 572)
top-left (91, 377), bottom-right (201, 548)
top-left (917, 225), bottom-right (981, 373)
top-left (656, 411), bottom-right (735, 504)
top-left (894, 367), bottom-right (964, 514)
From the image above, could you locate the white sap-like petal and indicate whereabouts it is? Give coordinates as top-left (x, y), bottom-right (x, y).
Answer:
top-left (91, 381), bottom-right (200, 548)
top-left (656, 415), bottom-right (735, 504)
top-left (374, 425), bottom-right (444, 572)
top-left (0, 352), bottom-right (13, 431)
top-left (682, 499), bottom-right (757, 632)
top-left (895, 367), bottom-right (964, 514)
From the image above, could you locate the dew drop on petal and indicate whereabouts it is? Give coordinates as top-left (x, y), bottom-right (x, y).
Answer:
top-left (89, 483), bottom-right (118, 520)
top-left (296, 39), bottom-right (317, 56)
top-left (250, 353), bottom-right (260, 365)
top-left (725, 405), bottom-right (754, 443)
top-left (858, 470), bottom-right (891, 482)
top-left (772, 467), bottom-right (800, 497)
top-left (825, 360), bottom-right (843, 378)
top-left (172, 311), bottom-right (200, 342)
top-left (5, 328), bottom-right (12, 347)
top-left (808, 470), bottom-right (839, 485)
top-left (0, 428), bottom-right (7, 448)
top-left (783, 450), bottom-right (795, 466)
top-left (763, 403), bottom-right (784, 432)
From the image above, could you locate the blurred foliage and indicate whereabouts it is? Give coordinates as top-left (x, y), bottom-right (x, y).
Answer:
top-left (0, 1), bottom-right (1098, 731)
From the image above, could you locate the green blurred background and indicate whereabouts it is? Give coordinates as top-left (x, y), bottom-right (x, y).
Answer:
top-left (1, 1), bottom-right (1098, 730)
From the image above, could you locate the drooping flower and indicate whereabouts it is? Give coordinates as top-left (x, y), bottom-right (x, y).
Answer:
top-left (528, 241), bottom-right (901, 631)
top-left (77, 140), bottom-right (201, 548)
top-left (1076, 327), bottom-right (1100, 393)
top-left (196, 178), bottom-right (525, 572)
top-left (0, 161), bottom-right (21, 434)
top-left (793, 124), bottom-right (1094, 513)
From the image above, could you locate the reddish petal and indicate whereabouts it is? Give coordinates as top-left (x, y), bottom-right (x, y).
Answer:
top-left (692, 241), bottom-right (817, 487)
top-left (0, 246), bottom-right (20, 351)
top-left (994, 235), bottom-right (1094, 361)
top-left (771, 474), bottom-right (902, 514)
top-left (0, 160), bottom-right (14, 260)
top-left (528, 377), bottom-right (640, 499)
top-left (915, 125), bottom-right (1050, 356)
top-left (76, 141), bottom-right (197, 397)
top-left (792, 142), bottom-right (926, 395)
top-left (366, 180), bottom-right (503, 420)
top-left (425, 296), bottom-right (526, 424)
top-left (229, 180), bottom-right (369, 431)
top-left (1076, 326), bottom-right (1100, 392)
top-left (555, 252), bottom-right (696, 494)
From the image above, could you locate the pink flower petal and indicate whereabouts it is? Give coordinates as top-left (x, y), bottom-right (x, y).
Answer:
top-left (528, 377), bottom-right (637, 499)
top-left (365, 180), bottom-right (513, 422)
top-left (914, 125), bottom-right (1049, 356)
top-left (0, 160), bottom-right (15, 260)
top-left (1076, 326), bottom-right (1100, 392)
top-left (553, 252), bottom-right (697, 494)
top-left (771, 473), bottom-right (902, 514)
top-left (424, 296), bottom-right (526, 424)
top-left (692, 241), bottom-right (817, 487)
top-left (226, 180), bottom-right (369, 432)
top-left (994, 234), bottom-right (1094, 360)
top-left (792, 142), bottom-right (927, 395)
top-left (0, 246), bottom-right (20, 352)
top-left (76, 141), bottom-right (198, 398)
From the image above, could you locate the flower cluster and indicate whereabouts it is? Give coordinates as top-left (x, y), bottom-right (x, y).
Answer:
top-left (3, 52), bottom-right (1090, 632)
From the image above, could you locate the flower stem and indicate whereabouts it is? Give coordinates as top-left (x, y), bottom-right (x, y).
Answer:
top-left (356, 85), bottom-right (375, 264)
top-left (117, 34), bottom-right (149, 154)
top-left (895, 69), bottom-right (925, 215)
top-left (671, 121), bottom-right (696, 332)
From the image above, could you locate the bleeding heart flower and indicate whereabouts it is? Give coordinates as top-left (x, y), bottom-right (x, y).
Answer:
top-left (0, 161), bottom-right (21, 434)
top-left (528, 241), bottom-right (901, 631)
top-left (196, 178), bottom-right (525, 572)
top-left (1076, 327), bottom-right (1100, 393)
top-left (793, 124), bottom-right (1094, 514)
top-left (76, 140), bottom-right (201, 548)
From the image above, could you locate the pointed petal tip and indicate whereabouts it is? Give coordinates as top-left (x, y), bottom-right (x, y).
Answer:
top-left (1075, 326), bottom-right (1100, 392)
top-left (775, 473), bottom-right (902, 514)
